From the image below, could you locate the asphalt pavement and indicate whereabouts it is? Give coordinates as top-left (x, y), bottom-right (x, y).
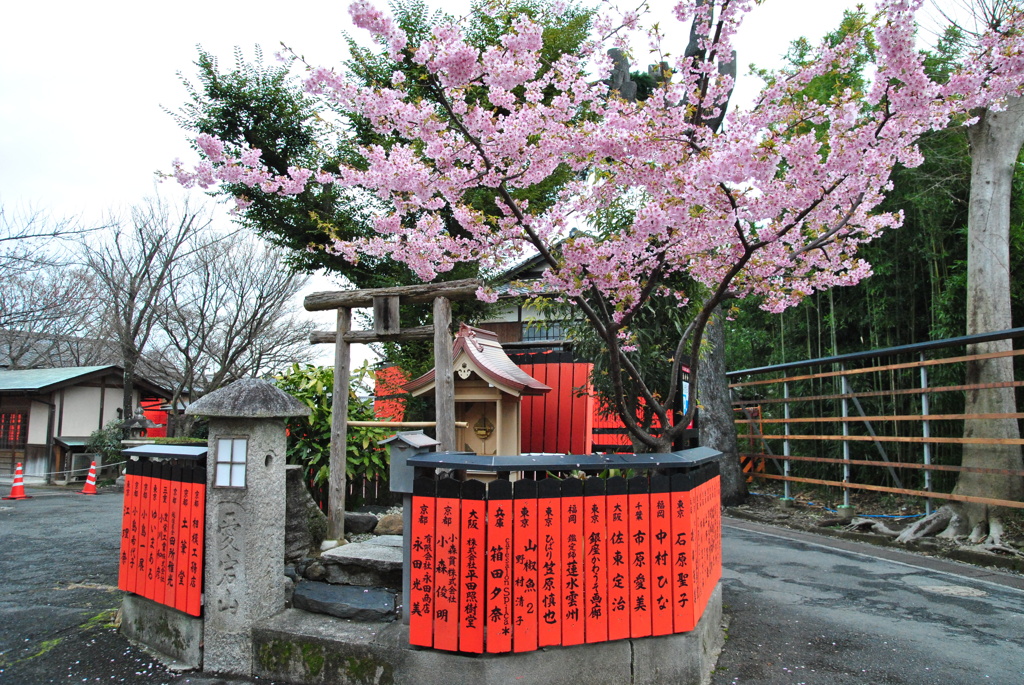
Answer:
top-left (712, 519), bottom-right (1024, 684)
top-left (2, 486), bottom-right (1022, 684)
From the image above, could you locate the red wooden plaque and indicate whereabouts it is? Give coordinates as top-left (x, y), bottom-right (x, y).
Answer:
top-left (649, 474), bottom-right (673, 636)
top-left (512, 479), bottom-right (539, 652)
top-left (670, 472), bottom-right (695, 632)
top-left (164, 465), bottom-right (182, 609)
top-left (559, 478), bottom-right (584, 646)
top-left (409, 478), bottom-right (437, 647)
top-left (537, 478), bottom-right (562, 647)
top-left (459, 480), bottom-right (487, 653)
top-left (118, 460), bottom-right (140, 594)
top-left (485, 479), bottom-right (514, 653)
top-left (627, 476), bottom-right (652, 638)
top-left (136, 461), bottom-right (153, 600)
top-left (433, 478), bottom-right (461, 652)
top-left (154, 464), bottom-right (171, 604)
top-left (185, 466), bottom-right (205, 617)
top-left (174, 465), bottom-right (192, 614)
top-left (693, 472), bottom-right (722, 619)
top-left (604, 476), bottom-right (630, 641)
top-left (583, 477), bottom-right (608, 643)
top-left (146, 464), bottom-right (161, 602)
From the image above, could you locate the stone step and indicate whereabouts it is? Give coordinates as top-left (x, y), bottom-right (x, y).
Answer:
top-left (291, 581), bottom-right (397, 622)
top-left (321, 539), bottom-right (403, 588)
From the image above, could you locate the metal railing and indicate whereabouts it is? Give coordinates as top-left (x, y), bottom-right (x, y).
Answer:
top-left (728, 328), bottom-right (1024, 513)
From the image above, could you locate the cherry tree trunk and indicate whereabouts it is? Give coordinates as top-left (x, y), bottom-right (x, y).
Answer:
top-left (957, 96), bottom-right (1024, 528)
top-left (698, 305), bottom-right (747, 505)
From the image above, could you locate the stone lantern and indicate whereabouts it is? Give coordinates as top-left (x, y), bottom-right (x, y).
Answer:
top-left (184, 378), bottom-right (310, 677)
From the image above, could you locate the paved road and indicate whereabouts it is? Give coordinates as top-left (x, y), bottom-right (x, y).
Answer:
top-left (3, 488), bottom-right (1022, 684)
top-left (0, 487), bottom-right (267, 684)
top-left (712, 519), bottom-right (1024, 684)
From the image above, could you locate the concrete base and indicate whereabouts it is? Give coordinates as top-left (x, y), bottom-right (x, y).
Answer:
top-left (121, 594), bottom-right (203, 670)
top-left (252, 584), bottom-right (723, 685)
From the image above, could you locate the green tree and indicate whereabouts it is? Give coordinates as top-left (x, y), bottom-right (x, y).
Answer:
top-left (275, 362), bottom-right (393, 495)
top-left (172, 0), bottom-right (593, 377)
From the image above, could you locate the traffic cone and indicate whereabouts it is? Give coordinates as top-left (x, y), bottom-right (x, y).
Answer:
top-left (2, 463), bottom-right (33, 500)
top-left (79, 461), bottom-right (99, 495)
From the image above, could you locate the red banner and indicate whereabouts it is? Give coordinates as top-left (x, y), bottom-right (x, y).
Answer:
top-left (559, 478), bottom-right (584, 646)
top-left (118, 460), bottom-right (140, 594)
top-left (627, 476), bottom-right (652, 638)
top-left (537, 478), bottom-right (562, 647)
top-left (433, 478), bottom-right (461, 652)
top-left (409, 478), bottom-right (437, 648)
top-left (512, 479), bottom-right (539, 652)
top-left (185, 467), bottom-right (205, 617)
top-left (175, 468), bottom-right (192, 614)
top-left (605, 476), bottom-right (630, 641)
top-left (459, 480), bottom-right (486, 653)
top-left (670, 472), bottom-right (695, 632)
top-left (117, 461), bottom-right (205, 617)
top-left (404, 465), bottom-right (721, 653)
top-left (649, 474), bottom-right (673, 636)
top-left (583, 477), bottom-right (608, 643)
top-left (485, 479), bottom-right (513, 653)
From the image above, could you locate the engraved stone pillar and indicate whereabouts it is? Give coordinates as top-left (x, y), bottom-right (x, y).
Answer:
top-left (185, 379), bottom-right (310, 677)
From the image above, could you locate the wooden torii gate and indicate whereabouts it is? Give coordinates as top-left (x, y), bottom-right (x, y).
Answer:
top-left (305, 278), bottom-right (482, 538)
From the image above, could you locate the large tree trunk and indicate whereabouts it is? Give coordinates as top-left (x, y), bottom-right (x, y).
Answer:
top-left (957, 95), bottom-right (1024, 541)
top-left (698, 305), bottom-right (747, 505)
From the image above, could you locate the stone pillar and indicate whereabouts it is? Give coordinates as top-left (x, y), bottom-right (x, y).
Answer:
top-left (185, 379), bottom-right (310, 677)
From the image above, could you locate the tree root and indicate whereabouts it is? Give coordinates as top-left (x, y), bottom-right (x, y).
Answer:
top-left (845, 517), bottom-right (902, 537)
top-left (844, 507), bottom-right (1023, 557)
top-left (895, 506), bottom-right (960, 544)
top-left (964, 542), bottom-right (1024, 557)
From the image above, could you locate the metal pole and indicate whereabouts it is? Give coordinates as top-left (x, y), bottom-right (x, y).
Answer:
top-left (920, 352), bottom-right (933, 515)
top-left (841, 368), bottom-right (851, 508)
top-left (783, 382), bottom-right (791, 500)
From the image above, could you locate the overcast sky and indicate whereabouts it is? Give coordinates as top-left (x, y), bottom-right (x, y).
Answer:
top-left (1, 0), bottom-right (887, 361)
top-left (0, 0), bottom-right (882, 222)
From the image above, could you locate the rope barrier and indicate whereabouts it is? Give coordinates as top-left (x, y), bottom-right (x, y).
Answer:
top-left (2, 460), bottom-right (128, 481)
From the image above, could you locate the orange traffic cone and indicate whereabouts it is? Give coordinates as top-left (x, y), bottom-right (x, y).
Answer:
top-left (3, 463), bottom-right (33, 500)
top-left (79, 461), bottom-right (99, 495)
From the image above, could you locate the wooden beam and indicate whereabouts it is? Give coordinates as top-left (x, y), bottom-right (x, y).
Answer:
top-left (373, 295), bottom-right (401, 335)
top-left (433, 297), bottom-right (456, 452)
top-left (329, 308), bottom-right (351, 540)
top-left (310, 326), bottom-right (434, 345)
top-left (304, 279), bottom-right (482, 311)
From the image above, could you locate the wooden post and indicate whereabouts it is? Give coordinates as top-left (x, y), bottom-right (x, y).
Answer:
top-left (433, 297), bottom-right (456, 452)
top-left (330, 307), bottom-right (352, 539)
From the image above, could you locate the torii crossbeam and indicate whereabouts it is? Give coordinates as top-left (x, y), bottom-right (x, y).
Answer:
top-left (305, 278), bottom-right (482, 538)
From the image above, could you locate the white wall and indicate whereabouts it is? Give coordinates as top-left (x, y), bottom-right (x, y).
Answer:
top-left (27, 401), bottom-right (50, 444)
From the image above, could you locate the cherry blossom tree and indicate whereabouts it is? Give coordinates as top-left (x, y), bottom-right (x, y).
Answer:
top-left (175, 0), bottom-right (1024, 457)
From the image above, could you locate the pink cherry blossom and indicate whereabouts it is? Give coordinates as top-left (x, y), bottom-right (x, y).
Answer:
top-left (175, 0), bottom-right (1024, 448)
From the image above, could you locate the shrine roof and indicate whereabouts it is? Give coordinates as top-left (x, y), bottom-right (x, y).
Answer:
top-left (404, 323), bottom-right (551, 397)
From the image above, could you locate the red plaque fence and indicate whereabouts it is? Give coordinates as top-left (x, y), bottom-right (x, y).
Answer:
top-left (407, 453), bottom-right (720, 653)
top-left (119, 459), bottom-right (206, 617)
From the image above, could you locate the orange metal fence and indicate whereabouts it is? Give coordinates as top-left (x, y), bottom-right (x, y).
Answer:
top-left (728, 328), bottom-right (1024, 512)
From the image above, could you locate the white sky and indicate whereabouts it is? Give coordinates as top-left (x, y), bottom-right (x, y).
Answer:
top-left (0, 0), bottom-right (887, 364)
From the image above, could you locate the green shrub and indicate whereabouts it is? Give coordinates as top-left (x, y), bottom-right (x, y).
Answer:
top-left (274, 362), bottom-right (393, 488)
